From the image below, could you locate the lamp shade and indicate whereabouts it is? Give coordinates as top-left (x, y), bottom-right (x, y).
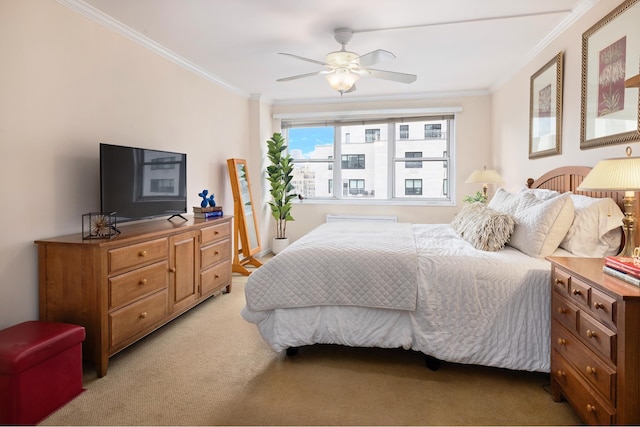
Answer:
top-left (465, 168), bottom-right (503, 184)
top-left (577, 157), bottom-right (640, 191)
top-left (326, 68), bottom-right (359, 92)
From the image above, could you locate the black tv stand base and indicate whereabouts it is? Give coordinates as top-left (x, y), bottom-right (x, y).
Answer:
top-left (167, 214), bottom-right (188, 222)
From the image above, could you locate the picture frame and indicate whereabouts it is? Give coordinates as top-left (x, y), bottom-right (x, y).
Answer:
top-left (529, 52), bottom-right (563, 159)
top-left (580, 0), bottom-right (640, 149)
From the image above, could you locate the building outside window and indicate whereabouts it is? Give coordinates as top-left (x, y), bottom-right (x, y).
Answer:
top-left (284, 116), bottom-right (453, 203)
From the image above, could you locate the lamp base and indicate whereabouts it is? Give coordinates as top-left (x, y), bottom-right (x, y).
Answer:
top-left (618, 195), bottom-right (636, 257)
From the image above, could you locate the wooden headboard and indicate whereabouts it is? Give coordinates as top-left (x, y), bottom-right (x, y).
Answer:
top-left (526, 165), bottom-right (638, 247)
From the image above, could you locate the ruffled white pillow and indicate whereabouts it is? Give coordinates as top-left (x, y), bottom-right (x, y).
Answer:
top-left (509, 192), bottom-right (574, 258)
top-left (560, 194), bottom-right (624, 257)
top-left (451, 203), bottom-right (515, 251)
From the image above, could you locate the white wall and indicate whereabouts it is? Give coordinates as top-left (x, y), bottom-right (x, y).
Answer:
top-left (0, 1), bottom-right (251, 329)
top-left (492, 0), bottom-right (639, 190)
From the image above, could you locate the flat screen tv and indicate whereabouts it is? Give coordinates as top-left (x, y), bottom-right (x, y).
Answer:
top-left (100, 143), bottom-right (187, 223)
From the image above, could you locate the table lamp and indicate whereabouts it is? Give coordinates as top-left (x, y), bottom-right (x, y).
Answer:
top-left (465, 166), bottom-right (503, 199)
top-left (577, 147), bottom-right (640, 257)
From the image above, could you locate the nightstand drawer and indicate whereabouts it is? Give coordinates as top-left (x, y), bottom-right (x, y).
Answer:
top-left (590, 288), bottom-right (616, 330)
top-left (579, 312), bottom-right (616, 364)
top-left (552, 321), bottom-right (616, 402)
top-left (552, 351), bottom-right (616, 426)
top-left (553, 293), bottom-right (578, 332)
top-left (552, 269), bottom-right (571, 294)
top-left (569, 276), bottom-right (591, 309)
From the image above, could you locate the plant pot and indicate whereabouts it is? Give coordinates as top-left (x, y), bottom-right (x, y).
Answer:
top-left (272, 237), bottom-right (289, 255)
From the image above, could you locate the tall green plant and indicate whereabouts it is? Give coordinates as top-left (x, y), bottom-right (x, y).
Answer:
top-left (266, 132), bottom-right (296, 239)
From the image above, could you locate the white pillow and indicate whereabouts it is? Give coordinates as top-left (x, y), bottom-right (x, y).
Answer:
top-left (488, 188), bottom-right (521, 215)
top-left (509, 192), bottom-right (575, 258)
top-left (520, 187), bottom-right (561, 201)
top-left (560, 194), bottom-right (624, 257)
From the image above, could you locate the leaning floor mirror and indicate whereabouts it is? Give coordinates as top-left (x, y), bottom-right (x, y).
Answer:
top-left (226, 158), bottom-right (262, 275)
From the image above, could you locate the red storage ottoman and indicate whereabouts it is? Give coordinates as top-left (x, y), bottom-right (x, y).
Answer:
top-left (0, 321), bottom-right (85, 425)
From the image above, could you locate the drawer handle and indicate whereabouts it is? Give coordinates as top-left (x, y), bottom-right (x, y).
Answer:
top-left (140, 312), bottom-right (148, 319)
top-left (170, 267), bottom-right (176, 273)
top-left (594, 302), bottom-right (604, 310)
top-left (214, 274), bottom-right (220, 279)
top-left (572, 289), bottom-right (582, 296)
top-left (586, 329), bottom-right (597, 339)
top-left (555, 370), bottom-right (565, 378)
top-left (557, 338), bottom-right (566, 346)
top-left (139, 250), bottom-right (147, 257)
top-left (139, 278), bottom-right (147, 285)
top-left (557, 307), bottom-right (566, 315)
top-left (214, 251), bottom-right (219, 256)
top-left (214, 230), bottom-right (219, 235)
top-left (554, 278), bottom-right (564, 285)
top-left (586, 404), bottom-right (596, 414)
top-left (586, 366), bottom-right (596, 376)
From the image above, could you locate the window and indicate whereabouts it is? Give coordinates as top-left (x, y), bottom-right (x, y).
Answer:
top-left (365, 128), bottom-right (380, 142)
top-left (405, 179), bottom-right (422, 195)
top-left (341, 154), bottom-right (365, 169)
top-left (405, 151), bottom-right (422, 168)
top-left (284, 115), bottom-right (454, 203)
top-left (399, 125), bottom-right (409, 139)
top-left (425, 123), bottom-right (442, 139)
top-left (150, 179), bottom-right (174, 193)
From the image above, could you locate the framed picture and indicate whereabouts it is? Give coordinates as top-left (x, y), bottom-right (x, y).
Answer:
top-left (530, 52), bottom-right (563, 159)
top-left (580, 0), bottom-right (640, 149)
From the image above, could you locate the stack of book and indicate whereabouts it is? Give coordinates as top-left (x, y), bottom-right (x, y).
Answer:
top-left (193, 206), bottom-right (223, 219)
top-left (603, 256), bottom-right (640, 287)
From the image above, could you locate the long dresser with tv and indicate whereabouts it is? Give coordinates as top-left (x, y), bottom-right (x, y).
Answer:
top-left (35, 216), bottom-right (232, 377)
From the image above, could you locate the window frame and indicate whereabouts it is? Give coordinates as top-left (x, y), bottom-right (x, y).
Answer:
top-left (281, 112), bottom-right (457, 206)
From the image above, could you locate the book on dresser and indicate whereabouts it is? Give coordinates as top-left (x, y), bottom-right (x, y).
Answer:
top-left (603, 265), bottom-right (640, 287)
top-left (193, 206), bottom-right (222, 213)
top-left (194, 210), bottom-right (223, 219)
top-left (604, 255), bottom-right (640, 279)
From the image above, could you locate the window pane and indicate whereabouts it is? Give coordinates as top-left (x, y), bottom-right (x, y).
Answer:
top-left (394, 160), bottom-right (448, 198)
top-left (291, 161), bottom-right (334, 198)
top-left (288, 127), bottom-right (334, 160)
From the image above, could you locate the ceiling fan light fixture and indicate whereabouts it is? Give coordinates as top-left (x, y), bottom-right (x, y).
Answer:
top-left (326, 68), bottom-right (359, 93)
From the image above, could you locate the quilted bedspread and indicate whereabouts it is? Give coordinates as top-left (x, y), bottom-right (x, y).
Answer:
top-left (244, 221), bottom-right (418, 311)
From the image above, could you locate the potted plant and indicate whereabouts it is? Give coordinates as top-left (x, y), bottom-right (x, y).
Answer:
top-left (266, 132), bottom-right (296, 254)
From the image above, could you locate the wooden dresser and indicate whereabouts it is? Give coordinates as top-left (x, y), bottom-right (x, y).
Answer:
top-left (35, 216), bottom-right (232, 377)
top-left (547, 257), bottom-right (640, 425)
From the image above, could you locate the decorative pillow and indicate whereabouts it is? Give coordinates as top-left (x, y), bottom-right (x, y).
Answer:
top-left (451, 203), bottom-right (515, 251)
top-left (520, 187), bottom-right (561, 200)
top-left (487, 188), bottom-right (521, 215)
top-left (560, 194), bottom-right (624, 257)
top-left (509, 192), bottom-right (575, 258)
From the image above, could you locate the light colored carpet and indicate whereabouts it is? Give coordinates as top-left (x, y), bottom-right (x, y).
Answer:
top-left (40, 271), bottom-right (582, 426)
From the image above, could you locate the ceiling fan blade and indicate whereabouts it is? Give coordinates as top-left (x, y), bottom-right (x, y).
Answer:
top-left (277, 71), bottom-right (325, 82)
top-left (278, 52), bottom-right (327, 66)
top-left (358, 49), bottom-right (395, 67)
top-left (366, 68), bottom-right (417, 84)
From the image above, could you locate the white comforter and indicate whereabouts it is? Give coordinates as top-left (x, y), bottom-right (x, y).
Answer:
top-left (242, 223), bottom-right (553, 372)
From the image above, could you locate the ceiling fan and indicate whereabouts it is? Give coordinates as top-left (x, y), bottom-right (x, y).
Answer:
top-left (277, 28), bottom-right (417, 95)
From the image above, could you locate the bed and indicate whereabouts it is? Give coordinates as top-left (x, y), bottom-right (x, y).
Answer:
top-left (241, 166), bottom-right (632, 373)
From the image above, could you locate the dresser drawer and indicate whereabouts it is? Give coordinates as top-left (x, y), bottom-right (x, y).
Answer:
top-left (201, 259), bottom-right (231, 296)
top-left (553, 268), bottom-right (571, 294)
top-left (569, 276), bottom-right (591, 309)
top-left (201, 239), bottom-right (231, 270)
top-left (108, 238), bottom-right (168, 273)
top-left (201, 222), bottom-right (230, 245)
top-left (590, 288), bottom-right (616, 330)
top-left (553, 292), bottom-right (578, 332)
top-left (552, 321), bottom-right (616, 402)
top-left (109, 290), bottom-right (168, 349)
top-left (552, 351), bottom-right (616, 425)
top-left (579, 312), bottom-right (617, 364)
top-left (109, 261), bottom-right (169, 309)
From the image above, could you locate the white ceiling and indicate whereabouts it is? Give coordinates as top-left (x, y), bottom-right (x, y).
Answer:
top-left (73, 0), bottom-right (597, 104)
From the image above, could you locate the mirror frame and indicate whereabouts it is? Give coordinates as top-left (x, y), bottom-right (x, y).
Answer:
top-left (227, 158), bottom-right (262, 275)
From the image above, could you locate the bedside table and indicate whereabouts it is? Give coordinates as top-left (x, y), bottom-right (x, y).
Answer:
top-left (547, 257), bottom-right (640, 425)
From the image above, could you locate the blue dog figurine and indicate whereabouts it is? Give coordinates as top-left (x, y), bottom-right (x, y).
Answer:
top-left (198, 189), bottom-right (216, 207)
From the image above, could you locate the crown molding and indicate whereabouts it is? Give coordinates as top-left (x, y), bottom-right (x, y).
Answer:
top-left (57, 0), bottom-right (249, 98)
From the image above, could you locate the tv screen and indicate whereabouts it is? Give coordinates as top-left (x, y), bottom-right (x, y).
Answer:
top-left (100, 143), bottom-right (187, 223)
